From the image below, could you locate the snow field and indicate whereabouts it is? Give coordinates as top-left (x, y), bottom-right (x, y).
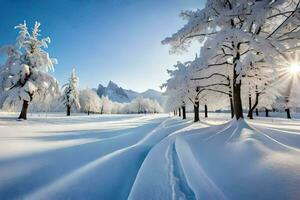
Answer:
top-left (0, 113), bottom-right (300, 199)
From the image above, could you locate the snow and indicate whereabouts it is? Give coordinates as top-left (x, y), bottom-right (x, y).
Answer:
top-left (161, 0), bottom-right (300, 120)
top-left (0, 21), bottom-right (59, 111)
top-left (62, 69), bottom-right (81, 111)
top-left (0, 113), bottom-right (300, 199)
top-left (1, 2), bottom-right (300, 199)
top-left (97, 81), bottom-right (167, 105)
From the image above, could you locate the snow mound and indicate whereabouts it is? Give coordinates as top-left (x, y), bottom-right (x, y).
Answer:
top-left (129, 119), bottom-right (300, 200)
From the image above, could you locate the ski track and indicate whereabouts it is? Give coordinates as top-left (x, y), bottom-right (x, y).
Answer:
top-left (1, 114), bottom-right (300, 199)
top-left (174, 137), bottom-right (228, 200)
top-left (166, 142), bottom-right (196, 200)
top-left (0, 115), bottom-right (192, 200)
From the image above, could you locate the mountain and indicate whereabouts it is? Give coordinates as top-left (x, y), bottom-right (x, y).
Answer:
top-left (141, 89), bottom-right (166, 106)
top-left (96, 81), bottom-right (166, 106)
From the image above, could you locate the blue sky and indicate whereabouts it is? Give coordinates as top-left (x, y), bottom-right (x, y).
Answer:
top-left (0, 0), bottom-right (203, 92)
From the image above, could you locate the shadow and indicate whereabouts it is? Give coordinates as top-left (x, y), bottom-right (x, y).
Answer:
top-left (0, 114), bottom-right (147, 126)
top-left (0, 116), bottom-right (192, 200)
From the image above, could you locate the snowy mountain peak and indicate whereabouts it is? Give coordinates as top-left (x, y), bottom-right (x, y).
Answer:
top-left (107, 81), bottom-right (119, 90)
top-left (96, 81), bottom-right (166, 106)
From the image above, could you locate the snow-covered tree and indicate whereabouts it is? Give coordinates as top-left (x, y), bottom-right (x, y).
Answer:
top-left (79, 89), bottom-right (101, 115)
top-left (189, 56), bottom-right (234, 118)
top-left (122, 96), bottom-right (163, 114)
top-left (162, 61), bottom-right (191, 119)
top-left (0, 45), bottom-right (21, 107)
top-left (239, 60), bottom-right (280, 119)
top-left (274, 50), bottom-right (300, 118)
top-left (163, 57), bottom-right (231, 121)
top-left (110, 101), bottom-right (124, 114)
top-left (0, 21), bottom-right (59, 120)
top-left (163, 0), bottom-right (300, 120)
top-left (99, 96), bottom-right (114, 114)
top-left (62, 69), bottom-right (80, 116)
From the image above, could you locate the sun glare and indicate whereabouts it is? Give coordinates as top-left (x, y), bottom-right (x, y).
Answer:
top-left (289, 63), bottom-right (300, 74)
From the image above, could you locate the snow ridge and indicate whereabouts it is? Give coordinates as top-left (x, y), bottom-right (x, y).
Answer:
top-left (174, 137), bottom-right (228, 200)
top-left (166, 142), bottom-right (196, 200)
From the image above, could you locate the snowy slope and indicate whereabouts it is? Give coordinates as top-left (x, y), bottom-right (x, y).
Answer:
top-left (0, 113), bottom-right (300, 199)
top-left (0, 113), bottom-right (191, 199)
top-left (129, 117), bottom-right (300, 200)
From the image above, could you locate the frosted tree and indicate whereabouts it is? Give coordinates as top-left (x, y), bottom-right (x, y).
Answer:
top-left (121, 97), bottom-right (163, 114)
top-left (163, 57), bottom-right (232, 121)
top-left (151, 99), bottom-right (164, 113)
top-left (162, 61), bottom-right (193, 120)
top-left (241, 61), bottom-right (279, 119)
top-left (190, 55), bottom-right (234, 118)
top-left (271, 51), bottom-right (300, 118)
top-left (163, 90), bottom-right (182, 116)
top-left (0, 45), bottom-right (21, 107)
top-left (79, 89), bottom-right (101, 115)
top-left (62, 69), bottom-right (80, 116)
top-left (110, 102), bottom-right (124, 114)
top-left (0, 21), bottom-right (58, 120)
top-left (163, 0), bottom-right (300, 120)
top-left (100, 96), bottom-right (113, 114)
top-left (256, 92), bottom-right (277, 117)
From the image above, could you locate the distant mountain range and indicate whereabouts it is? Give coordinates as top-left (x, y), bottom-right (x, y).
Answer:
top-left (96, 81), bottom-right (167, 106)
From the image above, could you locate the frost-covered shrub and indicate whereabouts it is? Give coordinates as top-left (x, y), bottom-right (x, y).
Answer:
top-left (79, 89), bottom-right (101, 114)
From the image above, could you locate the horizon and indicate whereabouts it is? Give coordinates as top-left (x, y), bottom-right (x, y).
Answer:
top-left (0, 0), bottom-right (203, 92)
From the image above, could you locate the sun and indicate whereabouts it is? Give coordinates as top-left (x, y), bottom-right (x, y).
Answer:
top-left (289, 63), bottom-right (300, 74)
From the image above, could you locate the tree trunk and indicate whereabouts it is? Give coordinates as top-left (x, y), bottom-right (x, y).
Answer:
top-left (182, 105), bottom-right (186, 120)
top-left (18, 100), bottom-right (29, 120)
top-left (194, 101), bottom-right (199, 122)
top-left (88, 111), bottom-right (90, 115)
top-left (229, 96), bottom-right (234, 119)
top-left (232, 42), bottom-right (244, 120)
top-left (174, 110), bottom-right (176, 116)
top-left (178, 108), bottom-right (181, 117)
top-left (248, 110), bottom-right (253, 120)
top-left (255, 108), bottom-right (259, 116)
top-left (233, 83), bottom-right (243, 120)
top-left (247, 95), bottom-right (252, 118)
top-left (247, 91), bottom-right (259, 120)
top-left (204, 104), bottom-right (208, 118)
top-left (286, 108), bottom-right (291, 119)
top-left (67, 105), bottom-right (71, 116)
top-left (265, 108), bottom-right (269, 117)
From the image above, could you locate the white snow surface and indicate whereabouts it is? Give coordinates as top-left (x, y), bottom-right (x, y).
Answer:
top-left (0, 113), bottom-right (300, 200)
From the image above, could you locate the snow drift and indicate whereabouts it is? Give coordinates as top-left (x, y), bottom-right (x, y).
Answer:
top-left (0, 113), bottom-right (300, 200)
top-left (129, 119), bottom-right (300, 200)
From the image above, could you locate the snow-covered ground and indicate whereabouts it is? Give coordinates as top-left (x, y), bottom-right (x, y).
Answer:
top-left (0, 112), bottom-right (300, 200)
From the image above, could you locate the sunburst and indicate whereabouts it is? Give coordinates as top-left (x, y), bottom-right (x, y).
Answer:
top-left (289, 63), bottom-right (300, 74)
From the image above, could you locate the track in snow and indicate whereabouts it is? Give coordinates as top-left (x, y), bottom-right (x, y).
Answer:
top-left (0, 114), bottom-right (191, 200)
top-left (1, 113), bottom-right (300, 200)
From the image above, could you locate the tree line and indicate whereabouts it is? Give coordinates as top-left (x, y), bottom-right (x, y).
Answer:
top-left (0, 22), bottom-right (163, 119)
top-left (162, 0), bottom-right (300, 122)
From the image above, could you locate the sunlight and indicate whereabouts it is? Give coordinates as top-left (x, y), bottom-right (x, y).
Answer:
top-left (289, 63), bottom-right (300, 74)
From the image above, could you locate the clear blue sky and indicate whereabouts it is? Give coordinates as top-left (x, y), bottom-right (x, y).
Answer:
top-left (0, 0), bottom-right (203, 92)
